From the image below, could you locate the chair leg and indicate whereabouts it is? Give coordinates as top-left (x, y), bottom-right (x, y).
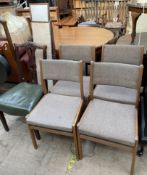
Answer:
top-left (130, 142), bottom-right (137, 175)
top-left (28, 125), bottom-right (38, 149)
top-left (0, 111), bottom-right (9, 131)
top-left (77, 129), bottom-right (83, 160)
top-left (73, 127), bottom-right (80, 160)
top-left (137, 144), bottom-right (144, 157)
top-left (34, 130), bottom-right (41, 140)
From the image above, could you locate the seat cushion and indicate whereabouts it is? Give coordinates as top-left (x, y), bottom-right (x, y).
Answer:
top-left (26, 93), bottom-right (82, 132)
top-left (0, 82), bottom-right (43, 116)
top-left (50, 76), bottom-right (90, 98)
top-left (78, 99), bottom-right (137, 146)
top-left (93, 85), bottom-right (137, 105)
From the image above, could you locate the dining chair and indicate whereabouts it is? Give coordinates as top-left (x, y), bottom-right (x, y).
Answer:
top-left (49, 44), bottom-right (95, 101)
top-left (0, 42), bottom-right (47, 136)
top-left (94, 44), bottom-right (144, 104)
top-left (26, 59), bottom-right (84, 159)
top-left (101, 44), bottom-right (144, 65)
top-left (77, 62), bottom-right (143, 175)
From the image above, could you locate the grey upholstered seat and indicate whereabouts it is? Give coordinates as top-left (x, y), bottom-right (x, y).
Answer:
top-left (27, 93), bottom-right (81, 132)
top-left (50, 76), bottom-right (90, 98)
top-left (93, 85), bottom-right (137, 105)
top-left (101, 44), bottom-right (144, 65)
top-left (78, 99), bottom-right (137, 146)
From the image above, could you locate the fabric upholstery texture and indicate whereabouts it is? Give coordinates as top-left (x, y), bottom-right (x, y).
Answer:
top-left (26, 93), bottom-right (82, 132)
top-left (50, 76), bottom-right (89, 98)
top-left (0, 82), bottom-right (43, 116)
top-left (93, 85), bottom-right (137, 105)
top-left (102, 45), bottom-right (143, 65)
top-left (41, 60), bottom-right (81, 82)
top-left (59, 45), bottom-right (95, 62)
top-left (78, 99), bottom-right (137, 146)
top-left (93, 62), bottom-right (142, 89)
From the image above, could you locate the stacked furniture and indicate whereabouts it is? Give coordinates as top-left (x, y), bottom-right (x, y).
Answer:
top-left (25, 44), bottom-right (144, 175)
top-left (76, 44), bottom-right (143, 175)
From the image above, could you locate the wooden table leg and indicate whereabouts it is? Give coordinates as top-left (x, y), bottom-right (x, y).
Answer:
top-left (131, 12), bottom-right (141, 44)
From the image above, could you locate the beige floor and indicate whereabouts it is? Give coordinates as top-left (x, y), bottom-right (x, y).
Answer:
top-left (0, 115), bottom-right (147, 175)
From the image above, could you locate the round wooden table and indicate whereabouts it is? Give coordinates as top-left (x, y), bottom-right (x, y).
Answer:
top-left (54, 26), bottom-right (114, 51)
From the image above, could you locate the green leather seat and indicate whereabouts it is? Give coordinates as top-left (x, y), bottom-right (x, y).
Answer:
top-left (0, 82), bottom-right (43, 116)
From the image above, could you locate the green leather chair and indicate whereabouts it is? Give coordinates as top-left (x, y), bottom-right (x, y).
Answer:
top-left (0, 42), bottom-right (47, 136)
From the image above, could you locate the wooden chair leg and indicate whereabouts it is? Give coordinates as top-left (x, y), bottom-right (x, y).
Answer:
top-left (28, 125), bottom-right (38, 149)
top-left (34, 130), bottom-right (41, 140)
top-left (130, 142), bottom-right (137, 175)
top-left (73, 127), bottom-right (80, 160)
top-left (77, 129), bottom-right (83, 160)
top-left (0, 111), bottom-right (9, 131)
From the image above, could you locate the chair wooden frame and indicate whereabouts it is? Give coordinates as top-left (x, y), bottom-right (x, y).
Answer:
top-left (77, 61), bottom-right (143, 175)
top-left (27, 60), bottom-right (84, 159)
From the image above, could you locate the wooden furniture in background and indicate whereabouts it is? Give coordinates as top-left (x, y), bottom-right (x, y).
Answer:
top-left (16, 6), bottom-right (60, 22)
top-left (0, 17), bottom-right (32, 83)
top-left (74, 0), bottom-right (129, 34)
top-left (53, 26), bottom-right (114, 52)
top-left (127, 2), bottom-right (147, 44)
top-left (0, 3), bottom-right (16, 15)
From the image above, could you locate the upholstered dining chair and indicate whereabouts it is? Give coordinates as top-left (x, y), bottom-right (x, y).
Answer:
top-left (49, 44), bottom-right (95, 101)
top-left (93, 44), bottom-right (144, 104)
top-left (0, 42), bottom-right (47, 136)
top-left (26, 59), bottom-right (84, 158)
top-left (101, 44), bottom-right (144, 65)
top-left (77, 62), bottom-right (143, 175)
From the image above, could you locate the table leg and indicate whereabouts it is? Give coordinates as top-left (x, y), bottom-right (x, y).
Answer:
top-left (131, 12), bottom-right (141, 44)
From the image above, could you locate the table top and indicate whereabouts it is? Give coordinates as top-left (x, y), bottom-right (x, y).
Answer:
top-left (54, 26), bottom-right (114, 50)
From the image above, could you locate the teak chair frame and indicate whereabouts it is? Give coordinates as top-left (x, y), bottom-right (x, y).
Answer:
top-left (77, 61), bottom-right (143, 175)
top-left (27, 60), bottom-right (84, 159)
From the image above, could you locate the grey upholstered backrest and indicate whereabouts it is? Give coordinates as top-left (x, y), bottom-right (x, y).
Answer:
top-left (40, 59), bottom-right (82, 82)
top-left (59, 44), bottom-right (95, 63)
top-left (101, 45), bottom-right (144, 65)
top-left (92, 62), bottom-right (143, 89)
